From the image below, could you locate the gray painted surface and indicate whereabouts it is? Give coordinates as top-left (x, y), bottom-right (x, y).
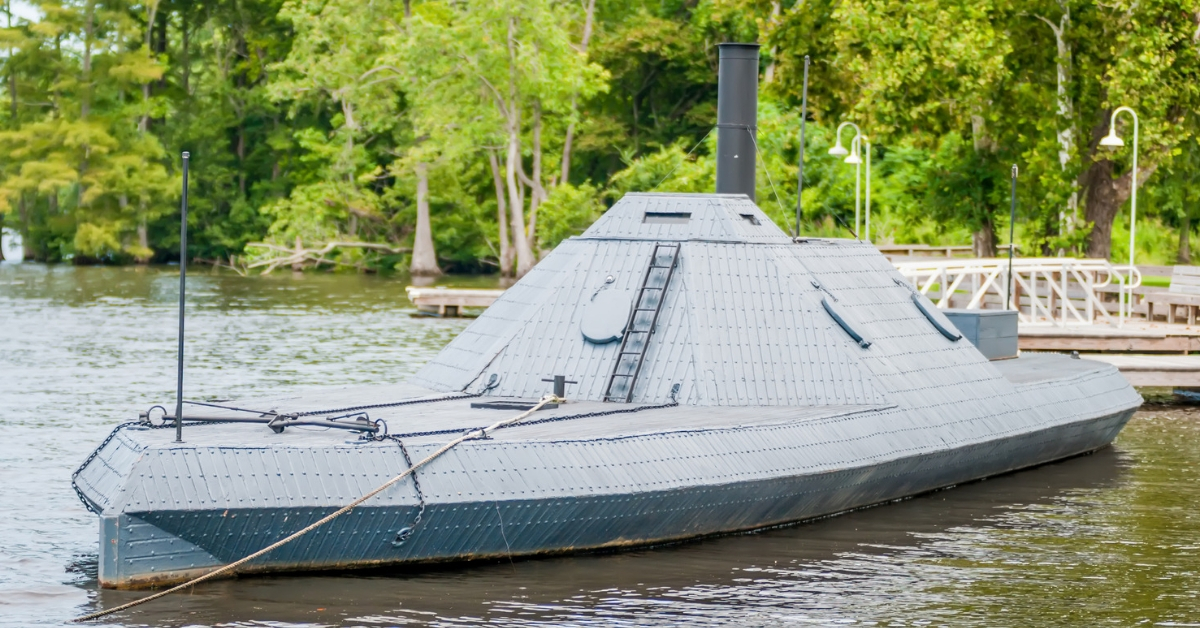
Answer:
top-left (579, 288), bottom-right (631, 344)
top-left (945, 309), bottom-right (1019, 360)
top-left (715, 43), bottom-right (760, 201)
top-left (74, 192), bottom-right (1143, 588)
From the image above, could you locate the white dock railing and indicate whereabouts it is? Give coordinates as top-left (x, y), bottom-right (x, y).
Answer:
top-left (893, 258), bottom-right (1142, 327)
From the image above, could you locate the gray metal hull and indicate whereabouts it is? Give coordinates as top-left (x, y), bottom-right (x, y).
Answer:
top-left (74, 193), bottom-right (1145, 589)
top-left (88, 384), bottom-right (1135, 588)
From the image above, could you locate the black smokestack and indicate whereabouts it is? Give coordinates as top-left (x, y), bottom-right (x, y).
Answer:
top-left (715, 43), bottom-right (760, 201)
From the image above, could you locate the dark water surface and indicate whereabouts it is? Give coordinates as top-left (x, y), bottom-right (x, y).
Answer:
top-left (2, 264), bottom-right (1198, 627)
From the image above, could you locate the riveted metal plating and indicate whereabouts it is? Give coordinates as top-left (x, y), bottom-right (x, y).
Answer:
top-left (72, 190), bottom-right (1143, 590)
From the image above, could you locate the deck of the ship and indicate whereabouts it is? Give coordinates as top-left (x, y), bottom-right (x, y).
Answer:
top-left (128, 352), bottom-right (1113, 449)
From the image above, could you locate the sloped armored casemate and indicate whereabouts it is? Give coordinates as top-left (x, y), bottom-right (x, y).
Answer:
top-left (73, 43), bottom-right (1142, 590)
top-left (73, 191), bottom-right (1141, 589)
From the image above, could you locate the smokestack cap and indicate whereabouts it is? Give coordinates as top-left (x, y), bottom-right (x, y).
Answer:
top-left (717, 42), bottom-right (761, 59)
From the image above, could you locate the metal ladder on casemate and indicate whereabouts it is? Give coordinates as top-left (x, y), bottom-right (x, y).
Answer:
top-left (603, 243), bottom-right (681, 403)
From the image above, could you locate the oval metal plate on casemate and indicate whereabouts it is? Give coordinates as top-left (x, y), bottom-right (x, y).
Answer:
top-left (580, 290), bottom-right (632, 344)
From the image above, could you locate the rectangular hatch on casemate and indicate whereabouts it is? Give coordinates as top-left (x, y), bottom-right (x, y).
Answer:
top-left (643, 211), bottom-right (691, 224)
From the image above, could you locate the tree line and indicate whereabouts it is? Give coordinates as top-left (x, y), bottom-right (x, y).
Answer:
top-left (1, 0), bottom-right (1199, 275)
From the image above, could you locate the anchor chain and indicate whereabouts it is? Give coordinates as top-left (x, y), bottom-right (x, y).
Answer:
top-left (72, 394), bottom-right (562, 623)
top-left (387, 437), bottom-right (426, 547)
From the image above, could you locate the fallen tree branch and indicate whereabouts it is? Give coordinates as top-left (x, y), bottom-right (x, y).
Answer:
top-left (193, 255), bottom-right (249, 277)
top-left (243, 241), bottom-right (411, 274)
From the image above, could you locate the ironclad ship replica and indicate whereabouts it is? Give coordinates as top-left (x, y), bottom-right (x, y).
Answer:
top-left (73, 44), bottom-right (1142, 590)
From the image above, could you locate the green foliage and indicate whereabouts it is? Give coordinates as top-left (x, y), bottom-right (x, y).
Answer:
top-left (537, 182), bottom-right (603, 250)
top-left (1, 0), bottom-right (1198, 270)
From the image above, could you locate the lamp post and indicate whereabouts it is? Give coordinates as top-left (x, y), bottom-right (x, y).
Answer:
top-left (864, 136), bottom-right (872, 241)
top-left (844, 135), bottom-right (874, 241)
top-left (1100, 106), bottom-right (1139, 325)
top-left (829, 122), bottom-right (867, 239)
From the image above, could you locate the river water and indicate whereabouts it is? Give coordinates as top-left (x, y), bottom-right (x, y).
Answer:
top-left (1, 263), bottom-right (1198, 627)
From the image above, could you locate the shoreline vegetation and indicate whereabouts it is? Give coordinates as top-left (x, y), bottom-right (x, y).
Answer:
top-left (1, 0), bottom-right (1199, 275)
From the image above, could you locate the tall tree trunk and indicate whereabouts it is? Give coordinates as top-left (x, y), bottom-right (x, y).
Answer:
top-left (973, 220), bottom-right (997, 258)
top-left (763, 0), bottom-right (781, 83)
top-left (130, 1), bottom-right (159, 266)
top-left (526, 100), bottom-right (545, 249)
top-left (137, 218), bottom-right (150, 264)
top-left (151, 5), bottom-right (166, 126)
top-left (81, 0), bottom-right (93, 120)
top-left (1035, 5), bottom-right (1078, 240)
top-left (970, 116), bottom-right (997, 256)
top-left (140, 0), bottom-right (158, 133)
top-left (6, 0), bottom-right (15, 128)
top-left (1179, 213), bottom-right (1191, 264)
top-left (78, 0), bottom-right (95, 205)
top-left (506, 122), bottom-right (534, 277)
top-left (488, 149), bottom-right (513, 277)
top-left (1082, 156), bottom-right (1120, 260)
top-left (410, 163), bottom-right (441, 276)
top-left (19, 195), bottom-right (32, 260)
top-left (559, 0), bottom-right (596, 185)
top-left (506, 17), bottom-right (535, 277)
top-left (292, 235), bottom-right (303, 271)
top-left (0, 212), bottom-right (6, 261)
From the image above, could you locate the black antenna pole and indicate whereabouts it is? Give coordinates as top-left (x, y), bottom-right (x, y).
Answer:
top-left (175, 152), bottom-right (190, 443)
top-left (795, 55), bottom-right (810, 238)
top-left (1007, 164), bottom-right (1017, 310)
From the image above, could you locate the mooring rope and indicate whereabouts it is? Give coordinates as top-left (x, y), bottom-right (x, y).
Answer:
top-left (72, 394), bottom-right (562, 623)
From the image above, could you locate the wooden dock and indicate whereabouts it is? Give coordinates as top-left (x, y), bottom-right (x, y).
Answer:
top-left (405, 286), bottom-right (505, 317)
top-left (1079, 353), bottom-right (1200, 387)
top-left (1019, 322), bottom-right (1200, 353)
top-left (1020, 322), bottom-right (1200, 388)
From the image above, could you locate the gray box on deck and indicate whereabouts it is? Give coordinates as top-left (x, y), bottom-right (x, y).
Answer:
top-left (943, 309), bottom-right (1018, 360)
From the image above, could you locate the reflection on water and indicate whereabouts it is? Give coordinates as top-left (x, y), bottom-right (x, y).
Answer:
top-left (2, 264), bottom-right (1198, 627)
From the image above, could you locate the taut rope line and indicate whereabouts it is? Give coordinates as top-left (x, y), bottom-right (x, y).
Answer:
top-left (72, 394), bottom-right (563, 623)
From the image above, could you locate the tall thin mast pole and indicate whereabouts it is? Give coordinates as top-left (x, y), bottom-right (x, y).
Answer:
top-left (1007, 164), bottom-right (1017, 310)
top-left (175, 152), bottom-right (190, 443)
top-left (795, 55), bottom-right (809, 238)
